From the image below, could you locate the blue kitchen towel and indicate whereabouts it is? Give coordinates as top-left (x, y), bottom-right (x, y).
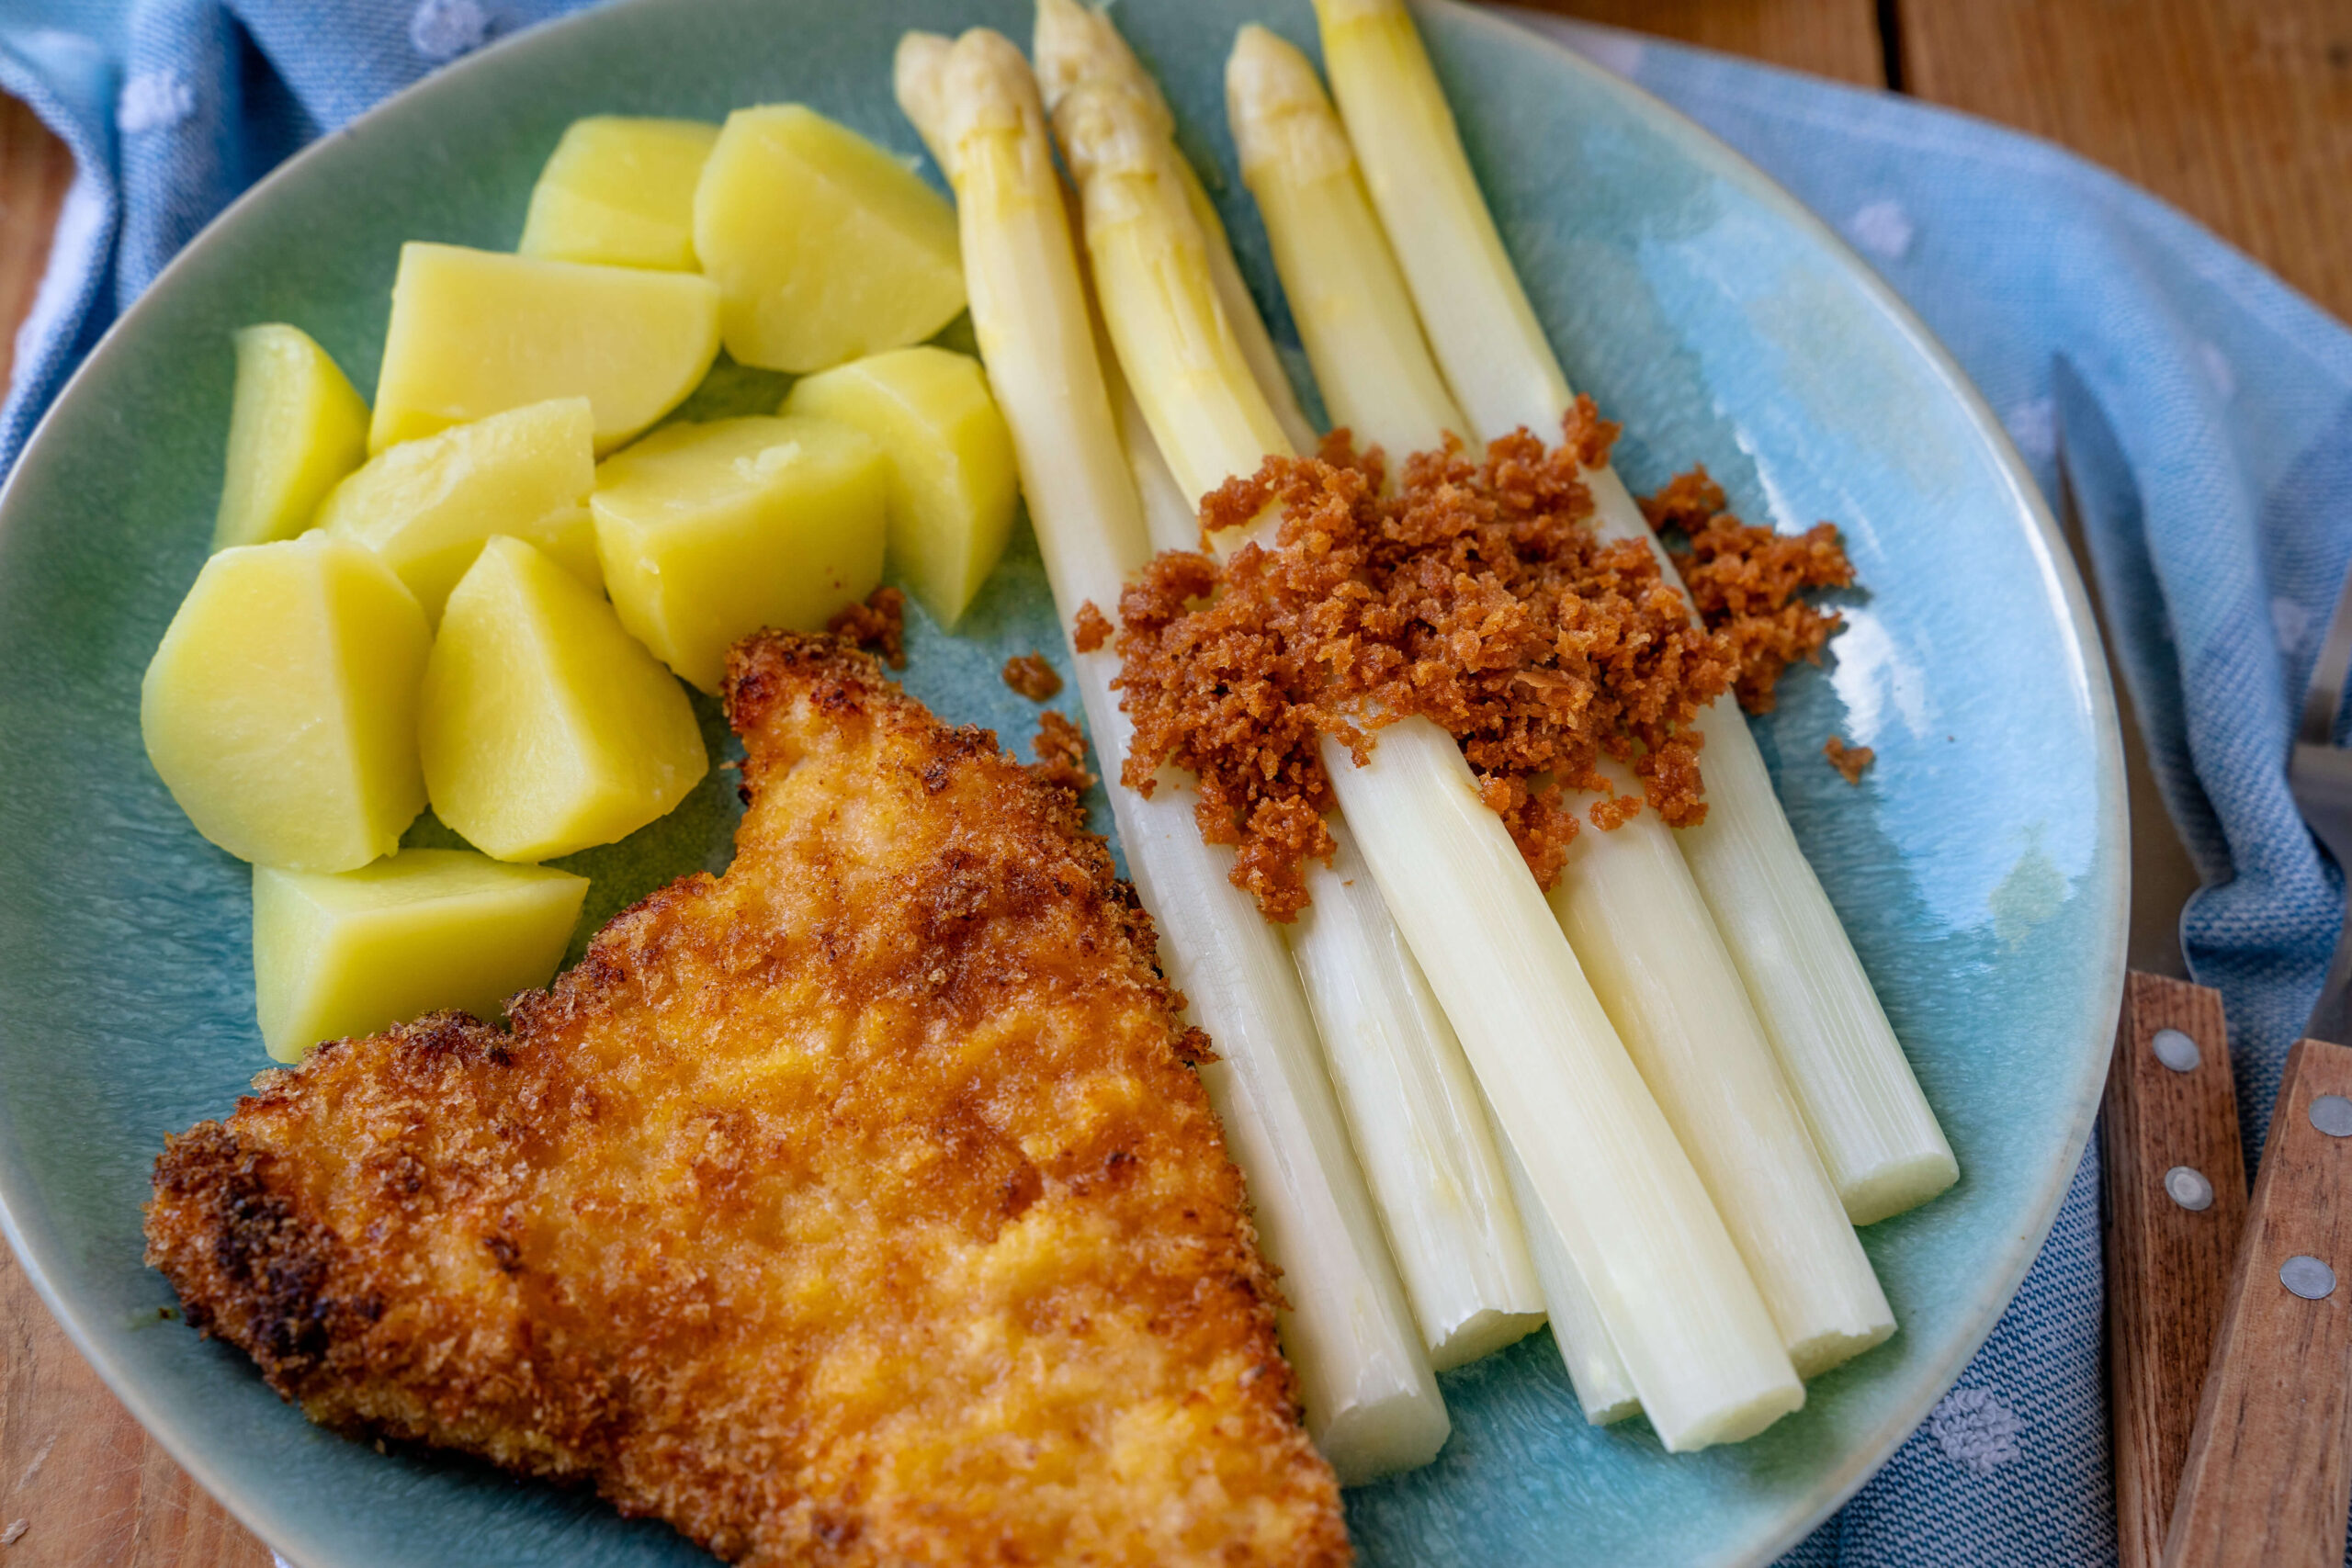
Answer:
top-left (6, 3), bottom-right (2352, 1564)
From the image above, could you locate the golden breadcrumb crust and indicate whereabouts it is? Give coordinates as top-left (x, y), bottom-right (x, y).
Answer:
top-left (144, 632), bottom-right (1348, 1568)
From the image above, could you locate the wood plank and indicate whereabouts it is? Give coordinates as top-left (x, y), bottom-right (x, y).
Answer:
top-left (2100, 974), bottom-right (2247, 1568)
top-left (2164, 1038), bottom-right (2352, 1568)
top-left (1, 1247), bottom-right (276, 1568)
top-left (1897, 0), bottom-right (2352, 323)
top-left (0, 96), bottom-right (275, 1567)
top-left (1509, 0), bottom-right (1887, 85)
top-left (0, 94), bottom-right (74, 399)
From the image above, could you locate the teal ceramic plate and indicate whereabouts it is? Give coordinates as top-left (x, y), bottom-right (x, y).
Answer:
top-left (0, 2), bottom-right (2125, 1563)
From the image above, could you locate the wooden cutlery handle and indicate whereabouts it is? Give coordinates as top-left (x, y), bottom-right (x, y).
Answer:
top-left (2103, 972), bottom-right (2248, 1568)
top-left (2164, 1036), bottom-right (2352, 1568)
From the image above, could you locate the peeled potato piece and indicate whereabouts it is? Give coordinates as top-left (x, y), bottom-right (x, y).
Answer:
top-left (592, 414), bottom-right (887, 692)
top-left (422, 536), bottom-right (708, 863)
top-left (213, 323), bottom-right (370, 550)
top-left (254, 849), bottom-right (588, 1062)
top-left (784, 345), bottom-right (1017, 626)
top-left (519, 116), bottom-right (719, 271)
top-left (317, 397), bottom-right (601, 622)
top-left (693, 105), bottom-right (964, 373)
top-left (370, 242), bottom-right (720, 454)
top-left (141, 535), bottom-right (429, 873)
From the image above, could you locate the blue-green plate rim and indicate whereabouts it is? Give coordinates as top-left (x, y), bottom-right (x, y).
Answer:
top-left (0, 2), bottom-right (2129, 1562)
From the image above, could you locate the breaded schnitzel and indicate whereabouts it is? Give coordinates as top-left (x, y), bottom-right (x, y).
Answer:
top-left (144, 632), bottom-right (1349, 1568)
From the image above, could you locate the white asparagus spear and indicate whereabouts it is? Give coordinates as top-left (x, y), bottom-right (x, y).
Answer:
top-left (1027, 8), bottom-right (1318, 459)
top-left (898, 28), bottom-right (1447, 1483)
top-left (1035, 0), bottom-right (1544, 1377)
top-left (1107, 344), bottom-right (1200, 555)
top-left (1101, 367), bottom-right (1547, 1371)
top-left (1292, 820), bottom-right (1546, 1370)
top-left (1497, 1133), bottom-right (1640, 1423)
top-left (1313, 0), bottom-right (1956, 1224)
top-left (1229, 21), bottom-right (1893, 1380)
top-left (1225, 18), bottom-right (1643, 1397)
top-left (1042, 1), bottom-right (1800, 1450)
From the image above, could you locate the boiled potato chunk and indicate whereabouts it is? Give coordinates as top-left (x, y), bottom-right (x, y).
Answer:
top-left (693, 105), bottom-right (964, 373)
top-left (370, 243), bottom-right (720, 453)
top-left (783, 346), bottom-right (1016, 626)
top-left (212, 323), bottom-right (370, 550)
top-left (253, 849), bottom-right (588, 1062)
top-left (422, 536), bottom-right (708, 862)
top-left (316, 397), bottom-right (600, 621)
top-left (519, 116), bottom-right (719, 271)
top-left (141, 536), bottom-right (429, 872)
top-left (592, 414), bottom-right (886, 692)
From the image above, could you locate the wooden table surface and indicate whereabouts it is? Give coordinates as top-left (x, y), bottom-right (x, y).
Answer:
top-left (1, 1), bottom-right (2345, 1562)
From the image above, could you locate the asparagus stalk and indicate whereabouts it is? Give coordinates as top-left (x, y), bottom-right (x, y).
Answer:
top-left (898, 28), bottom-right (1447, 1483)
top-left (1104, 372), bottom-right (1549, 1371)
top-left (1027, 4), bottom-right (1318, 459)
top-left (1049, 2), bottom-right (1546, 1374)
top-left (1226, 27), bottom-right (1457, 462)
top-left (1554, 765), bottom-right (1893, 1372)
top-left (1231, 23), bottom-right (1892, 1378)
top-left (1292, 821), bottom-right (1546, 1370)
top-left (1228, 19), bottom-right (1637, 1398)
top-left (1314, 0), bottom-right (1956, 1224)
top-left (1107, 344), bottom-right (1200, 555)
top-left (1498, 1132), bottom-right (1639, 1423)
top-left (1044, 2), bottom-right (1800, 1450)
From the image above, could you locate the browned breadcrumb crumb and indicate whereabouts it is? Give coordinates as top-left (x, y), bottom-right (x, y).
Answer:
top-left (1589, 794), bottom-right (1644, 829)
top-left (1030, 709), bottom-right (1097, 794)
top-left (1073, 602), bottom-right (1114, 654)
top-left (1825, 735), bottom-right (1875, 784)
top-left (825, 586), bottom-right (907, 668)
top-left (1002, 651), bottom-right (1064, 701)
top-left (1641, 466), bottom-right (1853, 713)
top-left (1114, 400), bottom-right (1744, 920)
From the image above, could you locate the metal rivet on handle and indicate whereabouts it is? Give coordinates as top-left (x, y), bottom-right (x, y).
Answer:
top-left (2151, 1028), bottom-right (2201, 1072)
top-left (2281, 1256), bottom-right (2338, 1301)
top-left (2311, 1094), bottom-right (2352, 1137)
top-left (2163, 1166), bottom-right (2214, 1212)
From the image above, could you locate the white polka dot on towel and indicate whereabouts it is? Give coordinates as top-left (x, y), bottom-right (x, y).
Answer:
top-left (1846, 199), bottom-right (1916, 263)
top-left (1928, 1386), bottom-right (2023, 1475)
top-left (2274, 594), bottom-right (2314, 657)
top-left (2198, 339), bottom-right (2237, 402)
top-left (116, 69), bottom-right (196, 135)
top-left (410, 0), bottom-right (492, 63)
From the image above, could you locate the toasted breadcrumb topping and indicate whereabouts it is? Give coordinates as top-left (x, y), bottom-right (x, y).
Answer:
top-left (1003, 651), bottom-right (1065, 701)
top-left (826, 585), bottom-right (908, 669)
top-left (1072, 602), bottom-right (1114, 654)
top-left (1031, 709), bottom-right (1097, 794)
top-left (1825, 735), bottom-right (1875, 784)
top-left (1640, 468), bottom-right (1852, 713)
top-left (1112, 404), bottom-right (1857, 920)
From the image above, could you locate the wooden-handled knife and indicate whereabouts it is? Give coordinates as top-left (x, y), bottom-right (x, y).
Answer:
top-left (2057, 446), bottom-right (2248, 1568)
top-left (2068, 437), bottom-right (2352, 1568)
top-left (2154, 554), bottom-right (2352, 1567)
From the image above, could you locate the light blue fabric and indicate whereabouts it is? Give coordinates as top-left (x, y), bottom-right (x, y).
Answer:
top-left (5, 3), bottom-right (2348, 1563)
